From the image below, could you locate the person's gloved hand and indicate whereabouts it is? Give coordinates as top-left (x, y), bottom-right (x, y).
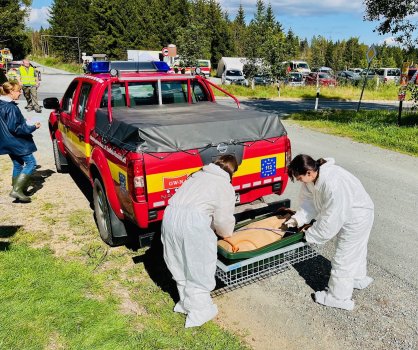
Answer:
top-left (284, 217), bottom-right (297, 228)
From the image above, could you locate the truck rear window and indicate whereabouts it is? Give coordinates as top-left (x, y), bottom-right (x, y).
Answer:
top-left (100, 81), bottom-right (209, 108)
top-left (128, 81), bottom-right (208, 106)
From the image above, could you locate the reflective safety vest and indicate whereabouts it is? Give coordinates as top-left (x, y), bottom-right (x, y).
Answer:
top-left (19, 66), bottom-right (36, 86)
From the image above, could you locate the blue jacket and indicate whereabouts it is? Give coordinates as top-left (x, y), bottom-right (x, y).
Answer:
top-left (0, 99), bottom-right (37, 156)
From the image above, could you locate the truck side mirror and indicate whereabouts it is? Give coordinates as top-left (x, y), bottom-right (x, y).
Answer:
top-left (43, 97), bottom-right (60, 110)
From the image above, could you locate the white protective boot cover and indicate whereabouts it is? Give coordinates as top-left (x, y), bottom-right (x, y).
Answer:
top-left (353, 276), bottom-right (374, 290)
top-left (185, 303), bottom-right (218, 328)
top-left (174, 281), bottom-right (187, 314)
top-left (314, 290), bottom-right (354, 311)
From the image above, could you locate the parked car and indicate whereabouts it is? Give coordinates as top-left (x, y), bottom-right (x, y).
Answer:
top-left (336, 70), bottom-right (361, 85)
top-left (284, 72), bottom-right (305, 86)
top-left (305, 72), bottom-right (337, 87)
top-left (286, 60), bottom-right (311, 75)
top-left (6, 60), bottom-right (42, 81)
top-left (348, 68), bottom-right (363, 74)
top-left (375, 68), bottom-right (400, 83)
top-left (359, 69), bottom-right (378, 80)
top-left (222, 69), bottom-right (248, 86)
top-left (253, 74), bottom-right (273, 86)
top-left (312, 66), bottom-right (335, 76)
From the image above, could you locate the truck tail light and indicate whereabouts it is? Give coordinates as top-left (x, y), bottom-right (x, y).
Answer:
top-left (127, 159), bottom-right (146, 201)
top-left (285, 137), bottom-right (292, 171)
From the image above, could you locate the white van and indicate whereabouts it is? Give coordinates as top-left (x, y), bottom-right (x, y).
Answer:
top-left (287, 60), bottom-right (311, 75)
top-left (375, 68), bottom-right (400, 83)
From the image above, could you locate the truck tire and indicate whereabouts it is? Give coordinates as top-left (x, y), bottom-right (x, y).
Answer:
top-left (53, 139), bottom-right (69, 173)
top-left (93, 178), bottom-right (127, 247)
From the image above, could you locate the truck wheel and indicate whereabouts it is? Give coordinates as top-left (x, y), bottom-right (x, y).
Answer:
top-left (52, 139), bottom-right (68, 173)
top-left (93, 178), bottom-right (127, 247)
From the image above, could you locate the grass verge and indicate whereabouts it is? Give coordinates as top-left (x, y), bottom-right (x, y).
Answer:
top-left (213, 83), bottom-right (401, 101)
top-left (285, 110), bottom-right (418, 156)
top-left (0, 237), bottom-right (248, 350)
top-left (30, 55), bottom-right (83, 74)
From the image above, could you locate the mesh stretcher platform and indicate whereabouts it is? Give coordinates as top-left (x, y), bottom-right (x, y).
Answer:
top-left (215, 242), bottom-right (317, 287)
top-left (212, 199), bottom-right (318, 294)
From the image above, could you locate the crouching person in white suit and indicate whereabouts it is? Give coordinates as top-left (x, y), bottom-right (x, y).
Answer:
top-left (285, 154), bottom-right (374, 311)
top-left (161, 155), bottom-right (238, 328)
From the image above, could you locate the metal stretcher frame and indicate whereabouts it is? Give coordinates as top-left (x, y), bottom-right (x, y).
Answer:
top-left (214, 242), bottom-right (318, 290)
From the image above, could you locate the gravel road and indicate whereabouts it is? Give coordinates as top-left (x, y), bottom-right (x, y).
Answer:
top-left (2, 67), bottom-right (417, 350)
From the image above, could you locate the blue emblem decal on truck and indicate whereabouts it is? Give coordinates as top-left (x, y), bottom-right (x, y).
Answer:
top-left (119, 173), bottom-right (127, 192)
top-left (261, 157), bottom-right (276, 178)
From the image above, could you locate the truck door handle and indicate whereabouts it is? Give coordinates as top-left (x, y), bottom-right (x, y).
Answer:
top-left (78, 134), bottom-right (84, 141)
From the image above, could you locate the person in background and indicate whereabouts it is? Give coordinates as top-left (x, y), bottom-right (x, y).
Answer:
top-left (18, 59), bottom-right (41, 113)
top-left (161, 154), bottom-right (238, 328)
top-left (0, 81), bottom-right (41, 203)
top-left (285, 154), bottom-right (374, 311)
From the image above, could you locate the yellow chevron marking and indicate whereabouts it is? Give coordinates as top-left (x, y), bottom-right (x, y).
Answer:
top-left (107, 159), bottom-right (127, 185)
top-left (146, 153), bottom-right (285, 193)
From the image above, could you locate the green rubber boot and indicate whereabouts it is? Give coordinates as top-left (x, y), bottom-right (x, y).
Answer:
top-left (9, 177), bottom-right (17, 197)
top-left (9, 174), bottom-right (31, 203)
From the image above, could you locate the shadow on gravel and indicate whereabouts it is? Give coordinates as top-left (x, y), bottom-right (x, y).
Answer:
top-left (131, 230), bottom-right (179, 302)
top-left (0, 225), bottom-right (22, 251)
top-left (68, 165), bottom-right (93, 208)
top-left (293, 254), bottom-right (332, 291)
top-left (30, 169), bottom-right (54, 195)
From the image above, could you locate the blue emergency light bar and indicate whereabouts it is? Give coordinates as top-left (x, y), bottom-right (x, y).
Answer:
top-left (87, 61), bottom-right (110, 74)
top-left (87, 60), bottom-right (170, 74)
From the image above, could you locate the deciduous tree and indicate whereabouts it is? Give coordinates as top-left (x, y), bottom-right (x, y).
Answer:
top-left (364, 1), bottom-right (418, 48)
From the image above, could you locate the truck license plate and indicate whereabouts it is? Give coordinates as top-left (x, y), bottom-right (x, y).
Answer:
top-left (235, 193), bottom-right (240, 203)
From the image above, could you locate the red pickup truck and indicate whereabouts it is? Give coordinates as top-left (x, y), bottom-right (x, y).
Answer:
top-left (44, 61), bottom-right (291, 246)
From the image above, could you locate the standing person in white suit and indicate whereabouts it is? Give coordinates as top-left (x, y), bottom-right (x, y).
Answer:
top-left (285, 154), bottom-right (374, 310)
top-left (161, 154), bottom-right (238, 328)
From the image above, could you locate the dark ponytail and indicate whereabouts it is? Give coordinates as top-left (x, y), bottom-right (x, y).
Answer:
top-left (214, 154), bottom-right (238, 181)
top-left (287, 154), bottom-right (327, 182)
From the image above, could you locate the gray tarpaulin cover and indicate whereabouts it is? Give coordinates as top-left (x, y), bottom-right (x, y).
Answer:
top-left (94, 102), bottom-right (286, 153)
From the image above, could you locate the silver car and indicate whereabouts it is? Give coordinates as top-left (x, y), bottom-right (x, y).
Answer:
top-left (285, 72), bottom-right (305, 86)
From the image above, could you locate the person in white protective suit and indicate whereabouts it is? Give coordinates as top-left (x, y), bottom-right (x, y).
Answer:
top-left (161, 154), bottom-right (238, 328)
top-left (285, 154), bottom-right (374, 311)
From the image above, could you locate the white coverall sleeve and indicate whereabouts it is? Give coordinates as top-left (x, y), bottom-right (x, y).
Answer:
top-left (305, 184), bottom-right (350, 245)
top-left (293, 184), bottom-right (318, 226)
top-left (213, 188), bottom-right (236, 238)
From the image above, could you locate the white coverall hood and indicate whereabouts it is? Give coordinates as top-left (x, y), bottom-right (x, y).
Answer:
top-left (162, 162), bottom-right (236, 327)
top-left (292, 157), bottom-right (374, 308)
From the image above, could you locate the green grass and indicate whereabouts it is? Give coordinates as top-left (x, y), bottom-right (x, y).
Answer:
top-left (285, 110), bottom-right (418, 156)
top-left (214, 82), bottom-right (401, 101)
top-left (30, 55), bottom-right (83, 74)
top-left (0, 240), bottom-right (248, 350)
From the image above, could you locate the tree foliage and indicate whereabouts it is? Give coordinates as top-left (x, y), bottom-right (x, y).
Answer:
top-left (364, 1), bottom-right (418, 48)
top-left (24, 0), bottom-right (418, 75)
top-left (0, 0), bottom-right (31, 59)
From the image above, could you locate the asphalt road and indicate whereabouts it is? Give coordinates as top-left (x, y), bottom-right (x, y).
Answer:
top-left (28, 67), bottom-right (418, 349)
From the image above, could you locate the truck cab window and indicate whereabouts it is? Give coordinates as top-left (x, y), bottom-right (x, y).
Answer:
top-left (110, 83), bottom-right (126, 107)
top-left (100, 87), bottom-right (108, 108)
top-left (76, 83), bottom-right (92, 121)
top-left (191, 82), bottom-right (208, 102)
top-left (161, 81), bottom-right (187, 104)
top-left (62, 80), bottom-right (78, 114)
top-left (128, 82), bottom-right (158, 106)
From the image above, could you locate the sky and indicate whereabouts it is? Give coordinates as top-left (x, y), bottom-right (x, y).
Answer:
top-left (27, 0), bottom-right (393, 47)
